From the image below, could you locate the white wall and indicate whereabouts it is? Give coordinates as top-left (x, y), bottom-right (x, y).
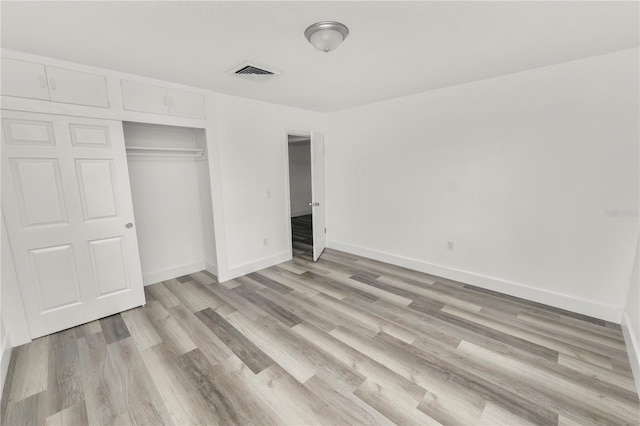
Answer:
top-left (124, 123), bottom-right (216, 284)
top-left (288, 140), bottom-right (312, 217)
top-left (1, 212), bottom-right (32, 397)
top-left (326, 48), bottom-right (639, 322)
top-left (0, 320), bottom-right (10, 401)
top-left (213, 94), bottom-right (325, 279)
top-left (1, 214), bottom-right (30, 346)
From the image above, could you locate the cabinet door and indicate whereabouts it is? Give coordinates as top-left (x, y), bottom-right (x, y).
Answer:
top-left (1, 111), bottom-right (145, 338)
top-left (168, 89), bottom-right (206, 119)
top-left (45, 66), bottom-right (109, 108)
top-left (1, 58), bottom-right (50, 101)
top-left (122, 80), bottom-right (170, 115)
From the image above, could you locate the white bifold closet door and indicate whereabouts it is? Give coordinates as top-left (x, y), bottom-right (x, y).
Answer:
top-left (1, 110), bottom-right (145, 339)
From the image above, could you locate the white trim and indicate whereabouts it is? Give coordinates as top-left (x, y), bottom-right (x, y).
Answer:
top-left (205, 261), bottom-right (218, 278)
top-left (621, 312), bottom-right (640, 397)
top-left (142, 261), bottom-right (206, 286)
top-left (1, 334), bottom-right (12, 402)
top-left (201, 93), bottom-right (229, 288)
top-left (225, 250), bottom-right (291, 281)
top-left (327, 240), bottom-right (624, 322)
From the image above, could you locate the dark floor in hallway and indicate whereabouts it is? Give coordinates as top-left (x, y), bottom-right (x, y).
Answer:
top-left (291, 214), bottom-right (313, 257)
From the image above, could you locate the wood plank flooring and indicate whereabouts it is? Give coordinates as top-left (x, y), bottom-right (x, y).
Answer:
top-left (2, 249), bottom-right (639, 425)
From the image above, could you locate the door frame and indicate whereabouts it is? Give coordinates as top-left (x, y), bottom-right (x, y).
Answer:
top-left (283, 129), bottom-right (312, 261)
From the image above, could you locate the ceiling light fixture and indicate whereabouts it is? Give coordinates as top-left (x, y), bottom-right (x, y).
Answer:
top-left (304, 21), bottom-right (349, 53)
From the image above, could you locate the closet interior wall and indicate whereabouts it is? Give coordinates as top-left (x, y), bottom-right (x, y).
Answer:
top-left (123, 122), bottom-right (217, 285)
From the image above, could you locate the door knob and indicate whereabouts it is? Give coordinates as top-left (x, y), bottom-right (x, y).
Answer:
top-left (125, 223), bottom-right (134, 229)
top-left (308, 202), bottom-right (320, 207)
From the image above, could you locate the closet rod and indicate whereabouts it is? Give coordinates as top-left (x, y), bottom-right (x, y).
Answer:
top-left (125, 146), bottom-right (204, 158)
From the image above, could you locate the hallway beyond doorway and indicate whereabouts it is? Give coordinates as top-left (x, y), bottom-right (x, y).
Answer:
top-left (291, 214), bottom-right (313, 257)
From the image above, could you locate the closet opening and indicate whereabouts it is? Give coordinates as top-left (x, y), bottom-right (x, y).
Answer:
top-left (287, 134), bottom-right (314, 258)
top-left (123, 122), bottom-right (217, 285)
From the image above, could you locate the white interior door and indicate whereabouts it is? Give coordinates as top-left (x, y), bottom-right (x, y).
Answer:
top-left (310, 132), bottom-right (326, 261)
top-left (1, 110), bottom-right (145, 338)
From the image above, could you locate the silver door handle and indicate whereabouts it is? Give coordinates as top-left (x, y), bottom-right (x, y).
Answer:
top-left (309, 202), bottom-right (320, 207)
top-left (125, 223), bottom-right (134, 229)
top-left (49, 78), bottom-right (56, 90)
top-left (39, 75), bottom-right (46, 88)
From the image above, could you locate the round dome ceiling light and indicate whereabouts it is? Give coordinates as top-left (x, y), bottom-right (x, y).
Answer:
top-left (304, 21), bottom-right (349, 53)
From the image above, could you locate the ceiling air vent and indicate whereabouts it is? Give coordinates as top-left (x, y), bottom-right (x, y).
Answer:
top-left (229, 62), bottom-right (280, 81)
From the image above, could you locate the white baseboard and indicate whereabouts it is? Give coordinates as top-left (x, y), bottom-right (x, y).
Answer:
top-left (205, 261), bottom-right (218, 278)
top-left (1, 334), bottom-right (12, 403)
top-left (291, 209), bottom-right (312, 217)
top-left (223, 250), bottom-right (292, 282)
top-left (143, 261), bottom-right (206, 286)
top-left (327, 240), bottom-right (623, 322)
top-left (621, 312), bottom-right (640, 397)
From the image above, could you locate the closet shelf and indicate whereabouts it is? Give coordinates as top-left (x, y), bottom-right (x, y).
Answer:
top-left (125, 146), bottom-right (204, 158)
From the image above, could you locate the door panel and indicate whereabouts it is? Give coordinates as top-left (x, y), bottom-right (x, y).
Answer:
top-left (75, 159), bottom-right (119, 220)
top-left (69, 124), bottom-right (111, 147)
top-left (1, 111), bottom-right (145, 338)
top-left (10, 158), bottom-right (68, 227)
top-left (3, 119), bottom-right (55, 146)
top-left (1, 58), bottom-right (50, 101)
top-left (45, 66), bottom-right (109, 108)
top-left (29, 244), bottom-right (81, 312)
top-left (88, 236), bottom-right (130, 297)
top-left (311, 132), bottom-right (326, 261)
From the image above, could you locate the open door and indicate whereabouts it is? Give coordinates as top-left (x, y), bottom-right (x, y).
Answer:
top-left (310, 132), bottom-right (326, 261)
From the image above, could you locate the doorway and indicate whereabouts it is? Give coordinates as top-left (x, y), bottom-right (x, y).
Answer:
top-left (286, 131), bottom-right (326, 261)
top-left (287, 135), bottom-right (313, 257)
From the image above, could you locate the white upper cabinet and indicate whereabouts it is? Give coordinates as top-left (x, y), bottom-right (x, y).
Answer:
top-left (1, 58), bottom-right (50, 101)
top-left (45, 66), bottom-right (109, 107)
top-left (122, 80), bottom-right (206, 120)
top-left (121, 80), bottom-right (170, 115)
top-left (1, 58), bottom-right (109, 108)
top-left (168, 89), bottom-right (206, 119)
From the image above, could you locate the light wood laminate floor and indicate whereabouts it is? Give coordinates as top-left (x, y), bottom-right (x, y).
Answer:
top-left (2, 249), bottom-right (639, 425)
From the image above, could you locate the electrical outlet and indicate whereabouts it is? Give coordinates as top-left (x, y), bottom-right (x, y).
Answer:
top-left (263, 238), bottom-right (268, 246)
top-left (447, 241), bottom-right (455, 251)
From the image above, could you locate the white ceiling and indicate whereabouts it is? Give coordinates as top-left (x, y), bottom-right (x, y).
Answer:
top-left (2, 1), bottom-right (638, 112)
